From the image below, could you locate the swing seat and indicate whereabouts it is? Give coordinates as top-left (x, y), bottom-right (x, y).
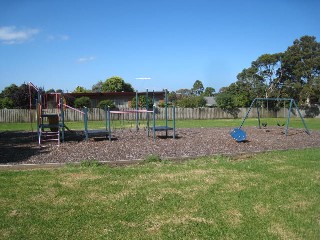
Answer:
top-left (230, 128), bottom-right (247, 142)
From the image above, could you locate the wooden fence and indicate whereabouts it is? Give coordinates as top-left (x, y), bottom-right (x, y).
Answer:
top-left (0, 107), bottom-right (309, 123)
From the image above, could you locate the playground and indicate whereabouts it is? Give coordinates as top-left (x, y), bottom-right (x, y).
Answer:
top-left (1, 125), bottom-right (320, 165)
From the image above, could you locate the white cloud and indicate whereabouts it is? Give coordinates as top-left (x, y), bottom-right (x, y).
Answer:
top-left (47, 34), bottom-right (69, 41)
top-left (77, 56), bottom-right (96, 63)
top-left (0, 26), bottom-right (39, 44)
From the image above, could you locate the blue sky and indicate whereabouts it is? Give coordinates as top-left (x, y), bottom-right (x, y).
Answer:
top-left (1, 0), bottom-right (319, 93)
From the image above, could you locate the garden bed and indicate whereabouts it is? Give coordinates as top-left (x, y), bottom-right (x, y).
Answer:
top-left (1, 127), bottom-right (320, 165)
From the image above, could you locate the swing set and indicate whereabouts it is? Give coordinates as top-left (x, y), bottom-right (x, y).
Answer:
top-left (230, 98), bottom-right (310, 142)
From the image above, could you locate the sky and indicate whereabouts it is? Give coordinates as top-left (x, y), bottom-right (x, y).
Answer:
top-left (1, 0), bottom-right (319, 93)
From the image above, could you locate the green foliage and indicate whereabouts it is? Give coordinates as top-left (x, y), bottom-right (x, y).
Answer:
top-left (144, 154), bottom-right (162, 163)
top-left (74, 96), bottom-right (91, 108)
top-left (176, 95), bottom-right (207, 108)
top-left (203, 87), bottom-right (215, 96)
top-left (80, 159), bottom-right (100, 167)
top-left (215, 92), bottom-right (236, 109)
top-left (101, 76), bottom-right (134, 92)
top-left (191, 80), bottom-right (204, 96)
top-left (302, 104), bottom-right (320, 118)
top-left (220, 35), bottom-right (320, 107)
top-left (73, 86), bottom-right (89, 93)
top-left (0, 97), bottom-right (14, 109)
top-left (0, 83), bottom-right (37, 109)
top-left (91, 81), bottom-right (103, 92)
top-left (97, 99), bottom-right (115, 109)
top-left (130, 95), bottom-right (153, 108)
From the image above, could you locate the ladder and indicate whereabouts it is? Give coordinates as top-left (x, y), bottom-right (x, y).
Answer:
top-left (38, 113), bottom-right (61, 146)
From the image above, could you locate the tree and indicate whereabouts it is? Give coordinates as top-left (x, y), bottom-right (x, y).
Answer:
top-left (215, 92), bottom-right (239, 118)
top-left (74, 97), bottom-right (91, 108)
top-left (176, 95), bottom-right (206, 108)
top-left (252, 53), bottom-right (282, 98)
top-left (192, 80), bottom-right (204, 96)
top-left (101, 76), bottom-right (134, 92)
top-left (46, 88), bottom-right (56, 93)
top-left (0, 97), bottom-right (13, 109)
top-left (92, 81), bottom-right (103, 92)
top-left (73, 86), bottom-right (89, 93)
top-left (203, 87), bottom-right (215, 97)
top-left (281, 35), bottom-right (320, 104)
top-left (130, 95), bottom-right (153, 108)
top-left (176, 88), bottom-right (192, 96)
top-left (0, 83), bottom-right (36, 109)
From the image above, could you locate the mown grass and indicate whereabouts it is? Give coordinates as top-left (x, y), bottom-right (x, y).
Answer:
top-left (0, 149), bottom-right (319, 239)
top-left (1, 117), bottom-right (319, 131)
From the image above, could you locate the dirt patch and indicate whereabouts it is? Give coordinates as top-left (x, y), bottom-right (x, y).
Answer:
top-left (0, 127), bottom-right (320, 165)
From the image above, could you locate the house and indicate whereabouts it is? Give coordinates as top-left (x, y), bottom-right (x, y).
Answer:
top-left (65, 91), bottom-right (166, 108)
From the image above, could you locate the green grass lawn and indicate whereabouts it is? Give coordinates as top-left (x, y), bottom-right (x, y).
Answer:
top-left (0, 149), bottom-right (319, 239)
top-left (1, 117), bottom-right (319, 131)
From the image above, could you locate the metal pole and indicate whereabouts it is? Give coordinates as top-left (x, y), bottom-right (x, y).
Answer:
top-left (285, 100), bottom-right (293, 136)
top-left (257, 101), bottom-right (261, 129)
top-left (153, 105), bottom-right (156, 142)
top-left (239, 98), bottom-right (256, 129)
top-left (173, 106), bottom-right (176, 139)
top-left (146, 89), bottom-right (149, 137)
top-left (60, 96), bottom-right (65, 142)
top-left (107, 107), bottom-right (111, 141)
top-left (293, 100), bottom-right (310, 135)
top-left (136, 91), bottom-right (139, 131)
top-left (84, 107), bottom-right (88, 141)
top-left (165, 90), bottom-right (168, 137)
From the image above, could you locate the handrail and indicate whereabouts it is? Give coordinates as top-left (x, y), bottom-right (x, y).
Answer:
top-left (63, 104), bottom-right (85, 115)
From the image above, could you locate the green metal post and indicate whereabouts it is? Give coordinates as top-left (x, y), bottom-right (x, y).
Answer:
top-left (293, 100), bottom-right (310, 135)
top-left (165, 89), bottom-right (168, 137)
top-left (84, 107), bottom-right (88, 141)
top-left (173, 105), bottom-right (176, 139)
top-left (257, 101), bottom-right (261, 129)
top-left (107, 107), bottom-right (111, 141)
top-left (60, 96), bottom-right (65, 142)
top-left (285, 100), bottom-right (293, 136)
top-left (136, 91), bottom-right (139, 131)
top-left (153, 105), bottom-right (156, 142)
top-left (146, 89), bottom-right (150, 137)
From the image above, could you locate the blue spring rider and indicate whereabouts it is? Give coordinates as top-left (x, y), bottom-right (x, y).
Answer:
top-left (230, 128), bottom-right (247, 142)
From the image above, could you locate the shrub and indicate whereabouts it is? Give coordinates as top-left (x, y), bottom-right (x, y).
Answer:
top-left (74, 97), bottom-right (91, 108)
top-left (0, 97), bottom-right (14, 109)
top-left (130, 95), bottom-right (153, 108)
top-left (176, 95), bottom-right (207, 108)
top-left (98, 100), bottom-right (115, 109)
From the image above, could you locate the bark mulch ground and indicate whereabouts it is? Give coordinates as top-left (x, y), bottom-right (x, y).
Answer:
top-left (1, 127), bottom-right (320, 165)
